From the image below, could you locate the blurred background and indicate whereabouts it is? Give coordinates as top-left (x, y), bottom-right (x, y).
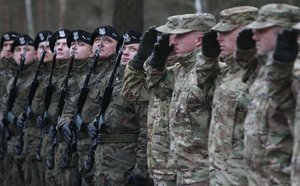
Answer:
top-left (1, 0), bottom-right (299, 37)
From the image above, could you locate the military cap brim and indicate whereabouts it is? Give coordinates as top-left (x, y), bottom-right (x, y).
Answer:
top-left (155, 26), bottom-right (194, 34)
top-left (211, 23), bottom-right (239, 32)
top-left (293, 22), bottom-right (300, 30)
top-left (247, 21), bottom-right (275, 30)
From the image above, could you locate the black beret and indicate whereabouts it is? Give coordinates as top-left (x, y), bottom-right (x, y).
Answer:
top-left (10, 34), bottom-right (35, 52)
top-left (91, 26), bottom-right (120, 43)
top-left (0, 31), bottom-right (21, 49)
top-left (116, 30), bottom-right (142, 52)
top-left (49, 29), bottom-right (71, 52)
top-left (66, 30), bottom-right (92, 48)
top-left (34, 30), bottom-right (53, 50)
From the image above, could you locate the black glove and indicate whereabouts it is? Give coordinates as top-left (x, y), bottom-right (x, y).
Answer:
top-left (61, 123), bottom-right (72, 145)
top-left (149, 34), bottom-right (173, 69)
top-left (202, 30), bottom-right (221, 58)
top-left (48, 125), bottom-right (56, 139)
top-left (87, 121), bottom-right (97, 140)
top-left (0, 120), bottom-right (4, 135)
top-left (236, 29), bottom-right (256, 50)
top-left (0, 120), bottom-right (4, 159)
top-left (16, 114), bottom-right (26, 130)
top-left (274, 29), bottom-right (299, 63)
top-left (132, 26), bottom-right (158, 70)
top-left (125, 173), bottom-right (149, 186)
top-left (36, 115), bottom-right (45, 129)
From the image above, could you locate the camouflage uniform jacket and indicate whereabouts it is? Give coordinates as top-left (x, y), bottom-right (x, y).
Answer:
top-left (0, 58), bottom-right (18, 98)
top-left (243, 52), bottom-right (295, 185)
top-left (96, 65), bottom-right (149, 181)
top-left (0, 61), bottom-right (38, 134)
top-left (58, 57), bottom-right (115, 127)
top-left (145, 48), bottom-right (219, 184)
top-left (122, 56), bottom-right (178, 181)
top-left (209, 48), bottom-right (257, 185)
top-left (42, 60), bottom-right (69, 124)
top-left (291, 52), bottom-right (300, 186)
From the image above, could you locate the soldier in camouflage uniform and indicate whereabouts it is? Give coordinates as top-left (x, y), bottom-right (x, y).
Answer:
top-left (122, 24), bottom-right (180, 185)
top-left (144, 14), bottom-right (220, 185)
top-left (17, 30), bottom-right (53, 186)
top-left (0, 34), bottom-right (38, 186)
top-left (243, 4), bottom-right (300, 186)
top-left (0, 31), bottom-right (20, 183)
top-left (290, 22), bottom-right (300, 186)
top-left (54, 29), bottom-right (93, 186)
top-left (208, 6), bottom-right (258, 186)
top-left (87, 30), bottom-right (153, 186)
top-left (58, 26), bottom-right (119, 186)
top-left (41, 28), bottom-right (71, 186)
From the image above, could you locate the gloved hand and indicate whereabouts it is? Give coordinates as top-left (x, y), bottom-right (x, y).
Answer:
top-left (87, 121), bottom-right (98, 140)
top-left (125, 173), bottom-right (149, 186)
top-left (236, 29), bottom-right (256, 50)
top-left (48, 125), bottom-right (57, 139)
top-left (0, 120), bottom-right (5, 159)
top-left (0, 120), bottom-right (4, 135)
top-left (202, 30), bottom-right (221, 58)
top-left (132, 26), bottom-right (158, 70)
top-left (16, 114), bottom-right (26, 130)
top-left (149, 34), bottom-right (173, 69)
top-left (36, 115), bottom-right (45, 129)
top-left (61, 123), bottom-right (72, 145)
top-left (273, 29), bottom-right (299, 63)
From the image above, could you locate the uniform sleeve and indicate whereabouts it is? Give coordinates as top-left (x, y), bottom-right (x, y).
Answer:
top-left (144, 56), bottom-right (177, 100)
top-left (57, 77), bottom-right (80, 128)
top-left (132, 103), bottom-right (150, 179)
top-left (122, 64), bottom-right (150, 103)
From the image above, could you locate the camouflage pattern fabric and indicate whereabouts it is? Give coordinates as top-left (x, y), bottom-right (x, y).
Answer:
top-left (0, 58), bottom-right (17, 183)
top-left (145, 48), bottom-right (219, 185)
top-left (247, 4), bottom-right (300, 30)
top-left (93, 65), bottom-right (151, 185)
top-left (209, 50), bottom-right (258, 185)
top-left (0, 61), bottom-right (38, 186)
top-left (122, 56), bottom-right (179, 184)
top-left (54, 58), bottom-right (90, 185)
top-left (291, 53), bottom-right (300, 186)
top-left (244, 53), bottom-right (296, 186)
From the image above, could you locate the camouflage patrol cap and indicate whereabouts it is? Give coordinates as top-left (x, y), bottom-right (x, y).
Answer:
top-left (49, 28), bottom-right (71, 52)
top-left (247, 4), bottom-right (300, 29)
top-left (211, 6), bottom-right (258, 32)
top-left (10, 34), bottom-right (35, 52)
top-left (67, 30), bottom-right (92, 48)
top-left (155, 13), bottom-right (216, 34)
top-left (0, 31), bottom-right (21, 49)
top-left (34, 30), bottom-right (53, 50)
top-left (293, 22), bottom-right (300, 30)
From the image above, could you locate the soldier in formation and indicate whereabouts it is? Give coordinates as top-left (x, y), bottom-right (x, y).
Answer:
top-left (0, 2), bottom-right (300, 186)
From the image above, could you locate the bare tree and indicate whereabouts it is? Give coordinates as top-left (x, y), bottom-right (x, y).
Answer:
top-left (25, 0), bottom-right (34, 37)
top-left (113, 0), bottom-right (144, 34)
top-left (59, 0), bottom-right (67, 28)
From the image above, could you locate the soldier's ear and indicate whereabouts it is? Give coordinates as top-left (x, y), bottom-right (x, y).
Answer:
top-left (89, 48), bottom-right (93, 58)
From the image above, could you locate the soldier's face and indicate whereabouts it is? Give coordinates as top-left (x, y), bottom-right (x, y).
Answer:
top-left (217, 26), bottom-right (243, 58)
top-left (0, 40), bottom-right (14, 59)
top-left (252, 26), bottom-right (282, 56)
top-left (92, 36), bottom-right (117, 60)
top-left (13, 45), bottom-right (36, 65)
top-left (169, 31), bottom-right (203, 55)
top-left (70, 41), bottom-right (93, 60)
top-left (36, 41), bottom-right (53, 63)
top-left (120, 43), bottom-right (139, 65)
top-left (55, 38), bottom-right (70, 61)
